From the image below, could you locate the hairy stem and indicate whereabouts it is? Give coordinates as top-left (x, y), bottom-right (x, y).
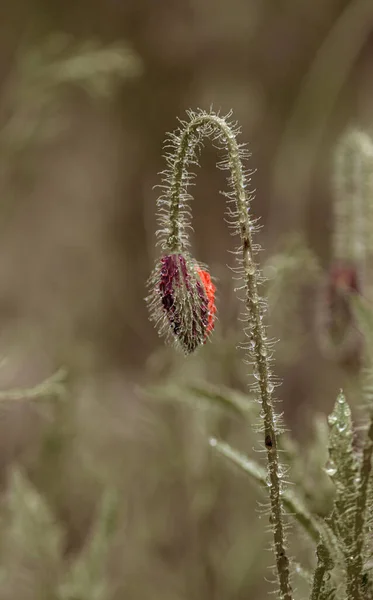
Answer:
top-left (166, 131), bottom-right (191, 253)
top-left (311, 560), bottom-right (327, 600)
top-left (310, 534), bottom-right (334, 600)
top-left (346, 415), bottom-right (373, 599)
top-left (165, 111), bottom-right (292, 600)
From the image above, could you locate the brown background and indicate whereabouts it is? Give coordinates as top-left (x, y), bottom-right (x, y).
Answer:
top-left (0, 2), bottom-right (368, 599)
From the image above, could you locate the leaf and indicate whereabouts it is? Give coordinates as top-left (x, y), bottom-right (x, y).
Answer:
top-left (326, 391), bottom-right (358, 525)
top-left (1, 36), bottom-right (142, 159)
top-left (1, 469), bottom-right (63, 598)
top-left (143, 381), bottom-right (256, 418)
top-left (210, 438), bottom-right (339, 557)
top-left (58, 489), bottom-right (119, 600)
top-left (0, 367), bottom-right (67, 401)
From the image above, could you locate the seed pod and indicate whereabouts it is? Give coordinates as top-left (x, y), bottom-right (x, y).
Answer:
top-left (146, 253), bottom-right (216, 353)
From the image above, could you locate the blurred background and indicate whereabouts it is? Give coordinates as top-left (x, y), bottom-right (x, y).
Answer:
top-left (0, 1), bottom-right (368, 598)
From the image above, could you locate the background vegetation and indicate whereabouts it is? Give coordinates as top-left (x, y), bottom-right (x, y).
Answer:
top-left (0, 1), bottom-right (370, 598)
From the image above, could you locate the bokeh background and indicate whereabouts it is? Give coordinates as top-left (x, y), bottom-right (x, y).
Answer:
top-left (0, 1), bottom-right (368, 598)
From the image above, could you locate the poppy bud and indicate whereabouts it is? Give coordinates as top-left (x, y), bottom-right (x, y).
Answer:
top-left (147, 253), bottom-right (216, 354)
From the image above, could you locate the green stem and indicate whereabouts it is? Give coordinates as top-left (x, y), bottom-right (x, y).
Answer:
top-left (311, 561), bottom-right (327, 600)
top-left (310, 533), bottom-right (335, 600)
top-left (347, 415), bottom-right (373, 599)
top-left (165, 111), bottom-right (293, 600)
top-left (166, 132), bottom-right (191, 253)
top-left (311, 561), bottom-right (326, 600)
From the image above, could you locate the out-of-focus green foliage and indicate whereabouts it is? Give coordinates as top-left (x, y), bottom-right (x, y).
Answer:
top-left (58, 489), bottom-right (119, 600)
top-left (1, 35), bottom-right (140, 157)
top-left (1, 2), bottom-right (373, 600)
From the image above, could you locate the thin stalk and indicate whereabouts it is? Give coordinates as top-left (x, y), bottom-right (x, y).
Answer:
top-left (311, 560), bottom-right (327, 600)
top-left (347, 415), bottom-right (373, 599)
top-left (310, 535), bottom-right (335, 600)
top-left (162, 111), bottom-right (293, 600)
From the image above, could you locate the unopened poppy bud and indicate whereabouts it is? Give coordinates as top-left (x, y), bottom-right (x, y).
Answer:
top-left (146, 253), bottom-right (216, 354)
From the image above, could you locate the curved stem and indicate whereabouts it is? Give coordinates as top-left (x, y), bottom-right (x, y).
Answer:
top-left (164, 111), bottom-right (292, 600)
